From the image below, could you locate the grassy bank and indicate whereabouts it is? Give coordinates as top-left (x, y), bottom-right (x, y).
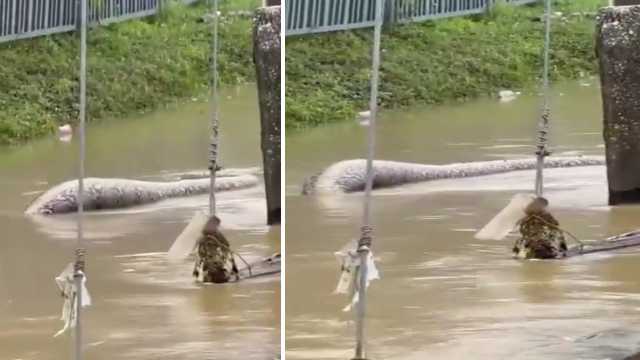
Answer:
top-left (0, 0), bottom-right (258, 145)
top-left (286, 0), bottom-right (606, 131)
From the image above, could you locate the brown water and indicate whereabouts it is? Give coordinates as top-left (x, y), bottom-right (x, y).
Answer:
top-left (0, 85), bottom-right (280, 360)
top-left (285, 80), bottom-right (640, 360)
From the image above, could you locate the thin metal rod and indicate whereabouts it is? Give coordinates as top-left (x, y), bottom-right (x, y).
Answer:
top-left (534, 0), bottom-right (551, 197)
top-left (353, 245), bottom-right (369, 359)
top-left (362, 0), bottom-right (382, 228)
top-left (208, 0), bottom-right (219, 216)
top-left (542, 0), bottom-right (551, 102)
top-left (74, 273), bottom-right (83, 360)
top-left (354, 0), bottom-right (383, 358)
top-left (74, 0), bottom-right (87, 358)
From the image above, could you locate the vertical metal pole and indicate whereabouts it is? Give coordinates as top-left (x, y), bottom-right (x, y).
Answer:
top-left (303, 0), bottom-right (310, 28)
top-left (34, 0), bottom-right (38, 31)
top-left (363, 0), bottom-right (369, 23)
top-left (74, 273), bottom-right (84, 360)
top-left (362, 0), bottom-right (382, 248)
top-left (353, 0), bottom-right (383, 358)
top-left (208, 0), bottom-right (219, 217)
top-left (313, 0), bottom-right (320, 27)
top-left (323, 0), bottom-right (330, 28)
top-left (17, 0), bottom-right (23, 33)
top-left (534, 0), bottom-right (551, 197)
top-left (344, 0), bottom-right (350, 24)
top-left (2, 1), bottom-right (6, 37)
top-left (58, 0), bottom-right (63, 27)
top-left (332, 0), bottom-right (339, 26)
top-left (44, 0), bottom-right (50, 29)
top-left (27, 0), bottom-right (33, 31)
top-left (74, 0), bottom-right (87, 359)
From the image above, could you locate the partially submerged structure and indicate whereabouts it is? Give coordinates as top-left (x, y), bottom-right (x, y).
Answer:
top-left (254, 5), bottom-right (282, 225)
top-left (597, 4), bottom-right (640, 204)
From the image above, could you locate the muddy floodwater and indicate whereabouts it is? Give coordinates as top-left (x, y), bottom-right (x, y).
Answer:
top-left (0, 85), bottom-right (280, 359)
top-left (286, 81), bottom-right (640, 360)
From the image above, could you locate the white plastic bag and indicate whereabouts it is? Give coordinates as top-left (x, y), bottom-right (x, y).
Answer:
top-left (475, 193), bottom-right (536, 241)
top-left (54, 263), bottom-right (91, 337)
top-left (334, 240), bottom-right (380, 312)
top-left (168, 211), bottom-right (209, 260)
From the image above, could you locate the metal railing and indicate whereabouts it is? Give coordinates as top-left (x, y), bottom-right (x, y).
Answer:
top-left (286, 0), bottom-right (539, 36)
top-left (0, 0), bottom-right (198, 43)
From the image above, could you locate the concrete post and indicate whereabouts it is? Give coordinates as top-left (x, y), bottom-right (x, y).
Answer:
top-left (597, 5), bottom-right (640, 204)
top-left (253, 6), bottom-right (281, 225)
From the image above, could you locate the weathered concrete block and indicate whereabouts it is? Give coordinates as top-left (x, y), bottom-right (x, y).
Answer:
top-left (253, 6), bottom-right (281, 225)
top-left (597, 5), bottom-right (640, 204)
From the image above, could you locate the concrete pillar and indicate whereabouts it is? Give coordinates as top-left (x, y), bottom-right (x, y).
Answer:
top-left (597, 5), bottom-right (640, 205)
top-left (253, 6), bottom-right (281, 225)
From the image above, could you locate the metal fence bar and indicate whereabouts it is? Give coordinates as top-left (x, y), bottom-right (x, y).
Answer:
top-left (2, 1), bottom-right (6, 36)
top-left (287, 0), bottom-right (539, 35)
top-left (0, 0), bottom-right (201, 43)
top-left (286, 0), bottom-right (379, 35)
top-left (323, 0), bottom-right (329, 28)
top-left (27, 0), bottom-right (32, 33)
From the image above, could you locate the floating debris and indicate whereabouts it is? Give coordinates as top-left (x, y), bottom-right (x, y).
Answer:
top-left (498, 90), bottom-right (520, 103)
top-left (58, 124), bottom-right (72, 142)
top-left (357, 110), bottom-right (371, 126)
top-left (451, 228), bottom-right (477, 233)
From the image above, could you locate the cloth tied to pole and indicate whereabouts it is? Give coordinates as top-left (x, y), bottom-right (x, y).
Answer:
top-left (334, 239), bottom-right (380, 312)
top-left (54, 263), bottom-right (91, 337)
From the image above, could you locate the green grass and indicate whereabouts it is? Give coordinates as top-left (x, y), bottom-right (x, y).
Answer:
top-left (0, 0), bottom-right (259, 145)
top-left (553, 0), bottom-right (606, 13)
top-left (219, 0), bottom-right (260, 11)
top-left (285, 0), bottom-right (607, 131)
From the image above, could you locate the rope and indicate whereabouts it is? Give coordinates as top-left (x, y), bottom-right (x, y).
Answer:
top-left (359, 225), bottom-right (373, 249)
top-left (232, 251), bottom-right (252, 277)
top-left (209, 0), bottom-right (220, 216)
top-left (198, 0), bottom-right (249, 284)
top-left (206, 235), bottom-right (253, 277)
top-left (202, 0), bottom-right (248, 281)
top-left (354, 0), bottom-right (384, 357)
top-left (527, 214), bottom-right (585, 248)
top-left (73, 0), bottom-right (88, 359)
top-left (534, 0), bottom-right (552, 197)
